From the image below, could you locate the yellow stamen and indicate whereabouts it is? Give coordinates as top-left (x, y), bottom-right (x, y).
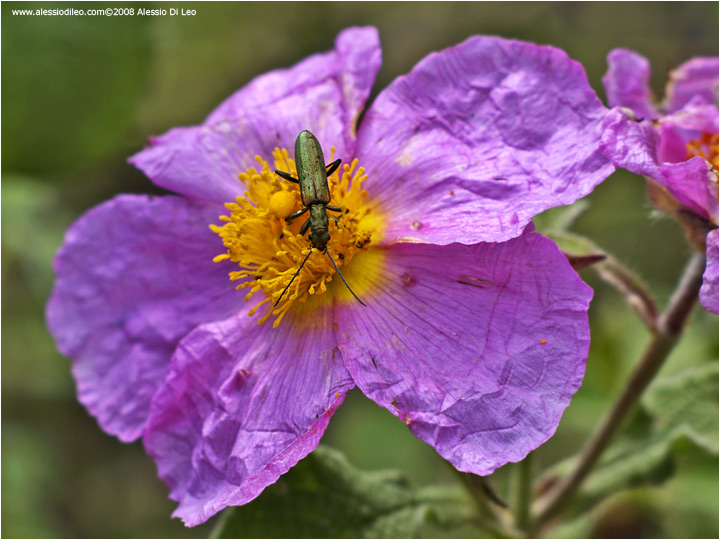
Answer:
top-left (686, 132), bottom-right (719, 171)
top-left (211, 148), bottom-right (385, 327)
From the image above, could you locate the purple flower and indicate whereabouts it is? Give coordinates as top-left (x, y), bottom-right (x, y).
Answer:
top-left (47, 28), bottom-right (614, 525)
top-left (600, 49), bottom-right (719, 313)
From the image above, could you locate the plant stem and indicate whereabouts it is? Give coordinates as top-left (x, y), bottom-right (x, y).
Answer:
top-left (594, 256), bottom-right (659, 332)
top-left (513, 454), bottom-right (533, 533)
top-left (451, 466), bottom-right (520, 537)
top-left (531, 252), bottom-right (706, 527)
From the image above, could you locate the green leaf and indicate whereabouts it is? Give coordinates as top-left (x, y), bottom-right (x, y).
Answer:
top-left (539, 421), bottom-right (677, 519)
top-left (212, 446), bottom-right (473, 539)
top-left (539, 364), bottom-right (718, 519)
top-left (2, 1), bottom-right (154, 175)
top-left (642, 363), bottom-right (719, 454)
top-left (533, 200), bottom-right (591, 235)
top-left (580, 434), bottom-right (677, 498)
top-left (544, 231), bottom-right (603, 257)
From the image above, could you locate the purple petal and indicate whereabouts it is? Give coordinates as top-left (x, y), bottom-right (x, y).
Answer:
top-left (657, 158), bottom-right (718, 222)
top-left (656, 120), bottom-right (690, 164)
top-left (657, 100), bottom-right (718, 163)
top-left (666, 57), bottom-right (720, 113)
top-left (46, 195), bottom-right (239, 441)
top-left (662, 101), bottom-right (719, 134)
top-left (601, 107), bottom-right (718, 222)
top-left (600, 107), bottom-right (662, 180)
top-left (701, 229), bottom-right (719, 314)
top-left (143, 306), bottom-right (354, 526)
top-left (602, 48), bottom-right (659, 120)
top-left (336, 231), bottom-right (592, 475)
top-left (656, 101), bottom-right (720, 164)
top-left (128, 125), bottom-right (248, 205)
top-left (356, 36), bottom-right (614, 245)
top-left (206, 26), bottom-right (381, 142)
top-left (130, 27), bottom-right (381, 205)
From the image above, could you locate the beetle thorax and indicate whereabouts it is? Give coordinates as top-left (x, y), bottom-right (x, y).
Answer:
top-left (308, 205), bottom-right (330, 249)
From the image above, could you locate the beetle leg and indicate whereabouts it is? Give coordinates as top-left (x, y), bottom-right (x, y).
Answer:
top-left (275, 170), bottom-right (299, 184)
top-left (285, 206), bottom-right (309, 222)
top-left (326, 205), bottom-right (343, 212)
top-left (331, 215), bottom-right (340, 225)
top-left (325, 159), bottom-right (342, 176)
top-left (299, 217), bottom-right (311, 235)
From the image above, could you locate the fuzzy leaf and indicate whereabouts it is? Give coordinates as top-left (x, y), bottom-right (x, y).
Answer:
top-left (545, 231), bottom-right (603, 257)
top-left (538, 431), bottom-right (674, 520)
top-left (213, 446), bottom-right (472, 539)
top-left (642, 363), bottom-right (719, 454)
top-left (540, 363), bottom-right (718, 519)
top-left (580, 435), bottom-right (677, 497)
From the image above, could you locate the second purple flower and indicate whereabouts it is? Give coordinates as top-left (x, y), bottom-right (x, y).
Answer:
top-left (600, 48), bottom-right (719, 313)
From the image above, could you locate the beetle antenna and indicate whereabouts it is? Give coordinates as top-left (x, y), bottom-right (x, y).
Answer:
top-left (324, 248), bottom-right (367, 306)
top-left (274, 248), bottom-right (313, 307)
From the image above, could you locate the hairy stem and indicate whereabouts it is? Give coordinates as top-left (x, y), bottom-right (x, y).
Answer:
top-left (531, 252), bottom-right (705, 528)
top-left (512, 454), bottom-right (533, 533)
top-left (594, 256), bottom-right (659, 332)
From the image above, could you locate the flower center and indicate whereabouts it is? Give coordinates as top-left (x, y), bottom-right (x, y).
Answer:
top-left (686, 132), bottom-right (719, 172)
top-left (211, 147), bottom-right (384, 327)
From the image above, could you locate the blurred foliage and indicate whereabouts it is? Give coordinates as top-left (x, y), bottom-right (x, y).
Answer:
top-left (2, 2), bottom-right (153, 176)
top-left (2, 1), bottom-right (717, 538)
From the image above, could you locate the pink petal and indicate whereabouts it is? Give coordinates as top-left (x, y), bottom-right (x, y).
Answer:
top-left (143, 306), bottom-right (354, 526)
top-left (666, 56), bottom-right (720, 113)
top-left (46, 195), bottom-right (239, 441)
top-left (701, 229), bottom-right (719, 314)
top-left (336, 231), bottom-right (592, 475)
top-left (602, 48), bottom-right (659, 120)
top-left (130, 27), bottom-right (381, 205)
top-left (356, 36), bottom-right (614, 245)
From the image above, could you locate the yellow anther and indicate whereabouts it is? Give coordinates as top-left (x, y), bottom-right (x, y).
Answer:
top-left (210, 147), bottom-right (385, 327)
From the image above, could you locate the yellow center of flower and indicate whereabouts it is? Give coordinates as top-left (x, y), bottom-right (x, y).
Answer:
top-left (211, 148), bottom-right (385, 327)
top-left (686, 132), bottom-right (719, 172)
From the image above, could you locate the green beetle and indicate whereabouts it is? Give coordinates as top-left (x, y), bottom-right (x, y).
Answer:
top-left (274, 130), bottom-right (365, 307)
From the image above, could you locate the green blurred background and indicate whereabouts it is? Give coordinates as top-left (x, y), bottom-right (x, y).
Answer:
top-left (2, 2), bottom-right (718, 537)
